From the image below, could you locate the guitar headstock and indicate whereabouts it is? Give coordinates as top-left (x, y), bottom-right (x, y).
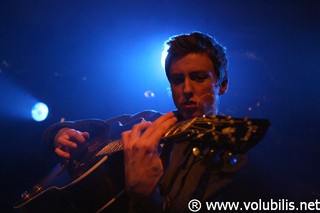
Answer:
top-left (162, 115), bottom-right (270, 154)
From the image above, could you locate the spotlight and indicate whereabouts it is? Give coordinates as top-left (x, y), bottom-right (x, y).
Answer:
top-left (31, 102), bottom-right (49, 122)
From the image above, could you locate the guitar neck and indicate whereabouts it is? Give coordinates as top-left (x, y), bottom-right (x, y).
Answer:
top-left (94, 115), bottom-right (270, 157)
top-left (93, 118), bottom-right (197, 157)
top-left (95, 139), bottom-right (123, 157)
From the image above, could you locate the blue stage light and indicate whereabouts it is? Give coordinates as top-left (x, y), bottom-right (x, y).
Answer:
top-left (31, 102), bottom-right (49, 122)
top-left (144, 90), bottom-right (155, 98)
top-left (161, 44), bottom-right (169, 69)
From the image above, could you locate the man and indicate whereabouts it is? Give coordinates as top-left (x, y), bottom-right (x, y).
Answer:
top-left (43, 32), bottom-right (245, 212)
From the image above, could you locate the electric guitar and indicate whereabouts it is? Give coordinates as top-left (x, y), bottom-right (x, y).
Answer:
top-left (14, 115), bottom-right (270, 212)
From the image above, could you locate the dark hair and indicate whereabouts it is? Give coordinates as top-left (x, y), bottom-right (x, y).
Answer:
top-left (164, 32), bottom-right (228, 84)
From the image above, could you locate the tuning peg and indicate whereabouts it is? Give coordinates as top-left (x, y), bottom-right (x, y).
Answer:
top-left (192, 147), bottom-right (201, 157)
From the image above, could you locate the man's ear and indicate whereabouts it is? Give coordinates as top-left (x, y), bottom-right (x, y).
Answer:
top-left (219, 79), bottom-right (228, 95)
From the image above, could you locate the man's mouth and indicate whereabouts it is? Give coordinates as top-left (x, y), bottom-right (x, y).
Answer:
top-left (182, 101), bottom-right (198, 109)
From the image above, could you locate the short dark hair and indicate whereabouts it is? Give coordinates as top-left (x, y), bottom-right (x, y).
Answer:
top-left (164, 32), bottom-right (228, 84)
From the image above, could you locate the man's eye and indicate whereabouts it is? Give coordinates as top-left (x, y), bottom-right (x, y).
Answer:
top-left (170, 76), bottom-right (184, 85)
top-left (191, 74), bottom-right (208, 82)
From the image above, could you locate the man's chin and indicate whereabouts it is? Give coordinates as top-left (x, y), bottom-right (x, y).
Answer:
top-left (180, 110), bottom-right (203, 120)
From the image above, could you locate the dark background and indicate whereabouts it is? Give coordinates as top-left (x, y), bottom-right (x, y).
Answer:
top-left (1, 0), bottom-right (319, 211)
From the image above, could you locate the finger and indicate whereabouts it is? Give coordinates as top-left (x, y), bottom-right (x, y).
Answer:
top-left (81, 131), bottom-right (90, 140)
top-left (138, 112), bottom-right (174, 139)
top-left (54, 147), bottom-right (71, 159)
top-left (142, 115), bottom-right (177, 145)
top-left (130, 122), bottom-right (152, 143)
top-left (55, 137), bottom-right (78, 149)
top-left (122, 130), bottom-right (132, 151)
top-left (149, 112), bottom-right (175, 127)
top-left (67, 129), bottom-right (88, 144)
top-left (55, 129), bottom-right (87, 148)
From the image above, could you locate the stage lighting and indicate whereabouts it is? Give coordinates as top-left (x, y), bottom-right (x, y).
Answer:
top-left (161, 44), bottom-right (169, 69)
top-left (31, 102), bottom-right (49, 122)
top-left (144, 90), bottom-right (155, 98)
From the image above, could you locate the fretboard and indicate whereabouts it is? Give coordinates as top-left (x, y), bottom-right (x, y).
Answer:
top-left (95, 139), bottom-right (123, 156)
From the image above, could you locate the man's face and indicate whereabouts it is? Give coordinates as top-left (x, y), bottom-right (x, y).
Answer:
top-left (169, 53), bottom-right (227, 120)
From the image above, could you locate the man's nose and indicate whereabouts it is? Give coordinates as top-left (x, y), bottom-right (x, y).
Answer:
top-left (183, 78), bottom-right (193, 100)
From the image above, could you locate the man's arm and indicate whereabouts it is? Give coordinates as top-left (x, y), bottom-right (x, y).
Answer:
top-left (42, 119), bottom-right (110, 154)
top-left (122, 112), bottom-right (177, 212)
top-left (42, 110), bottom-right (163, 159)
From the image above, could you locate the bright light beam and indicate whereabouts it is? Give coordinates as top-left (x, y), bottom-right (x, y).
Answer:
top-left (31, 102), bottom-right (49, 122)
top-left (161, 43), bottom-right (169, 69)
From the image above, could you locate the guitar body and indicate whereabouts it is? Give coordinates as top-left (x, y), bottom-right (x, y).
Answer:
top-left (15, 151), bottom-right (128, 213)
top-left (13, 118), bottom-right (141, 213)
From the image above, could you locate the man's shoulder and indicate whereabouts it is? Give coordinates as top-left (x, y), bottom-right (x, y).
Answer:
top-left (106, 110), bottom-right (164, 125)
top-left (131, 110), bottom-right (164, 121)
top-left (105, 110), bottom-right (164, 140)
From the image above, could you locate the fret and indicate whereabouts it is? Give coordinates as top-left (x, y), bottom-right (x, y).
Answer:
top-left (95, 140), bottom-right (123, 156)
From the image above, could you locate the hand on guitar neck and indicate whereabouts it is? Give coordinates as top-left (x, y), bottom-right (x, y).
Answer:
top-left (121, 112), bottom-right (177, 209)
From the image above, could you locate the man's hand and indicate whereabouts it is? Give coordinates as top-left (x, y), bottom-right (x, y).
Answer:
top-left (54, 128), bottom-right (89, 159)
top-left (122, 112), bottom-right (177, 199)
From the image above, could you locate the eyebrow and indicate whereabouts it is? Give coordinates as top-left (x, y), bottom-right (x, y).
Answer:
top-left (170, 70), bottom-right (214, 77)
top-left (170, 70), bottom-right (212, 74)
